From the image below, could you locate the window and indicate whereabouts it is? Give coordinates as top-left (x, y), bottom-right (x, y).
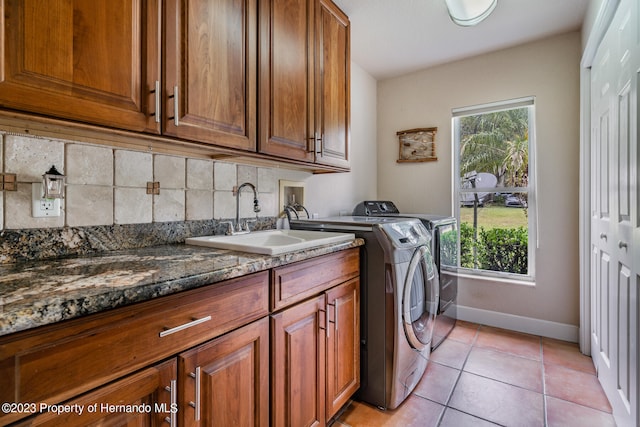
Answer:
top-left (453, 97), bottom-right (536, 280)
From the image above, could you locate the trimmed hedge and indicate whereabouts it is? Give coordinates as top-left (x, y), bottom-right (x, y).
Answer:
top-left (460, 223), bottom-right (528, 274)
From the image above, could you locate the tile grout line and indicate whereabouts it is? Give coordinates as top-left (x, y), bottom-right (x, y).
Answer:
top-left (540, 336), bottom-right (549, 427)
top-left (435, 324), bottom-right (485, 426)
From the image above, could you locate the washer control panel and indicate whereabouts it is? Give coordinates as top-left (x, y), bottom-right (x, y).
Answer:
top-left (379, 220), bottom-right (429, 248)
top-left (353, 200), bottom-right (400, 215)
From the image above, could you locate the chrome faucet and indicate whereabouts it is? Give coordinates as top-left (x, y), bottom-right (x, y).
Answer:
top-left (228, 182), bottom-right (261, 235)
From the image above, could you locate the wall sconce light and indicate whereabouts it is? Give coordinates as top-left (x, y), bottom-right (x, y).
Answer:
top-left (42, 165), bottom-right (66, 199)
top-left (445, 0), bottom-right (497, 27)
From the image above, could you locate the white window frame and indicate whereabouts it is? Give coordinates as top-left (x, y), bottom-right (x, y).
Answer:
top-left (452, 97), bottom-right (538, 281)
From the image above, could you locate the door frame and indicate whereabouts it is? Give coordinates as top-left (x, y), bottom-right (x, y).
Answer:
top-left (578, 0), bottom-right (620, 355)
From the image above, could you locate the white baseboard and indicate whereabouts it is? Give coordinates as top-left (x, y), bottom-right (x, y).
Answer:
top-left (457, 305), bottom-right (579, 343)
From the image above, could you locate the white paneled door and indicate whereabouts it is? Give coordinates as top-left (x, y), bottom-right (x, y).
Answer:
top-left (590, 0), bottom-right (639, 426)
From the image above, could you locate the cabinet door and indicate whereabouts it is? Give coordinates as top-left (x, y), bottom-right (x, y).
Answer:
top-left (179, 318), bottom-right (269, 427)
top-left (164, 0), bottom-right (257, 151)
top-left (258, 0), bottom-right (315, 162)
top-left (0, 0), bottom-right (160, 133)
top-left (325, 278), bottom-right (360, 418)
top-left (315, 0), bottom-right (350, 168)
top-left (12, 359), bottom-right (177, 427)
top-left (271, 295), bottom-right (326, 427)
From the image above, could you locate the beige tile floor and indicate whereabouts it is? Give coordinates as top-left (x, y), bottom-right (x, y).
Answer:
top-left (332, 321), bottom-right (615, 427)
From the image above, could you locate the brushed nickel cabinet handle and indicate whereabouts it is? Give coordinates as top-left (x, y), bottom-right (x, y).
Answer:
top-left (164, 379), bottom-right (177, 426)
top-left (188, 367), bottom-right (202, 421)
top-left (619, 241), bottom-right (628, 249)
top-left (159, 315), bottom-right (211, 338)
top-left (168, 86), bottom-right (179, 126)
top-left (173, 86), bottom-right (179, 126)
top-left (153, 80), bottom-right (161, 123)
top-left (600, 233), bottom-right (607, 240)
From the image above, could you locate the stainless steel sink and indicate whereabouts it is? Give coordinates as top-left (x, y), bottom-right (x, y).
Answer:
top-left (185, 229), bottom-right (355, 255)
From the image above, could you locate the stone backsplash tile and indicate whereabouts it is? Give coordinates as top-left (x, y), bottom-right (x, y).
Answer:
top-left (213, 191), bottom-right (235, 219)
top-left (4, 135), bottom-right (65, 182)
top-left (0, 132), bottom-right (301, 257)
top-left (187, 158), bottom-right (214, 190)
top-left (115, 188), bottom-right (153, 224)
top-left (153, 189), bottom-right (186, 222)
top-left (238, 164), bottom-right (257, 188)
top-left (66, 185), bottom-right (114, 227)
top-left (66, 144), bottom-right (113, 185)
top-left (186, 189), bottom-right (214, 220)
top-left (115, 150), bottom-right (152, 187)
top-left (154, 154), bottom-right (185, 189)
top-left (214, 161), bottom-right (236, 191)
top-left (5, 183), bottom-right (65, 229)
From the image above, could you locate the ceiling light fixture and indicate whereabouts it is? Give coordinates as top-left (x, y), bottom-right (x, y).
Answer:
top-left (445, 0), bottom-right (497, 27)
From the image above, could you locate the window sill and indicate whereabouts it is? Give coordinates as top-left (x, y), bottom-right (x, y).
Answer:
top-left (455, 270), bottom-right (536, 287)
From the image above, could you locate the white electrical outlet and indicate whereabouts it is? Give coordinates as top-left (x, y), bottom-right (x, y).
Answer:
top-left (32, 183), bottom-right (61, 218)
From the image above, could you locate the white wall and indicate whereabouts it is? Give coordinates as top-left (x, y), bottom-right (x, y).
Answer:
top-left (301, 62), bottom-right (378, 217)
top-left (377, 32), bottom-right (582, 327)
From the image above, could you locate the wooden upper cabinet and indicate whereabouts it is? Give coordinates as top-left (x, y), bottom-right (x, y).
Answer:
top-left (259, 0), bottom-right (350, 168)
top-left (0, 0), bottom-right (161, 133)
top-left (164, 0), bottom-right (257, 151)
top-left (315, 0), bottom-right (350, 168)
top-left (258, 0), bottom-right (315, 162)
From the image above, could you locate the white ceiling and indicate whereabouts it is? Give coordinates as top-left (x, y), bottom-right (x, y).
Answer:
top-left (333, 0), bottom-right (591, 80)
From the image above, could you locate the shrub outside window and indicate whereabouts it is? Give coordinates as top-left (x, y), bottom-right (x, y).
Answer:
top-left (452, 97), bottom-right (537, 280)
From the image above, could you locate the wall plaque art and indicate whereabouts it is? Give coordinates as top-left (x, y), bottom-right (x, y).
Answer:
top-left (396, 127), bottom-right (437, 163)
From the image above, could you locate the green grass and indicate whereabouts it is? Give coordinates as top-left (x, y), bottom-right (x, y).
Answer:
top-left (460, 205), bottom-right (528, 229)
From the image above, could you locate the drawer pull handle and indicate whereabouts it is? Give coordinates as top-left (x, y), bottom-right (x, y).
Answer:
top-left (159, 316), bottom-right (211, 338)
top-left (164, 379), bottom-right (177, 426)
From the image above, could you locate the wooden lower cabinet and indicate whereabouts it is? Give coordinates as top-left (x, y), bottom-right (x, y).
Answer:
top-left (12, 359), bottom-right (177, 427)
top-left (271, 294), bottom-right (327, 427)
top-left (1, 250), bottom-right (359, 427)
top-left (179, 317), bottom-right (270, 427)
top-left (271, 278), bottom-right (360, 426)
top-left (326, 278), bottom-right (360, 418)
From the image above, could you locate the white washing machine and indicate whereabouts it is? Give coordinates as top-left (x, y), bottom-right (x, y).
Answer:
top-left (290, 216), bottom-right (439, 410)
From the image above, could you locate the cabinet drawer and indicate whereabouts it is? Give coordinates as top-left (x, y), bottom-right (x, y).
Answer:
top-left (11, 359), bottom-right (176, 427)
top-left (271, 248), bottom-right (359, 311)
top-left (0, 271), bottom-right (269, 423)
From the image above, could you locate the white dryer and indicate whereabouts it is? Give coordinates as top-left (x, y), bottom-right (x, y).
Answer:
top-left (290, 216), bottom-right (439, 410)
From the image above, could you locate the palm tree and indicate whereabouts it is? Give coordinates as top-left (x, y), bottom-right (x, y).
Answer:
top-left (459, 107), bottom-right (529, 269)
top-left (460, 108), bottom-right (528, 186)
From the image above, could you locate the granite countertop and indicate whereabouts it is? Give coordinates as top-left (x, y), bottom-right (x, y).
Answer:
top-left (0, 239), bottom-right (364, 338)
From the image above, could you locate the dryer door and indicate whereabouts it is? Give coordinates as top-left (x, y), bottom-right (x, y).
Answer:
top-left (402, 245), bottom-right (439, 350)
